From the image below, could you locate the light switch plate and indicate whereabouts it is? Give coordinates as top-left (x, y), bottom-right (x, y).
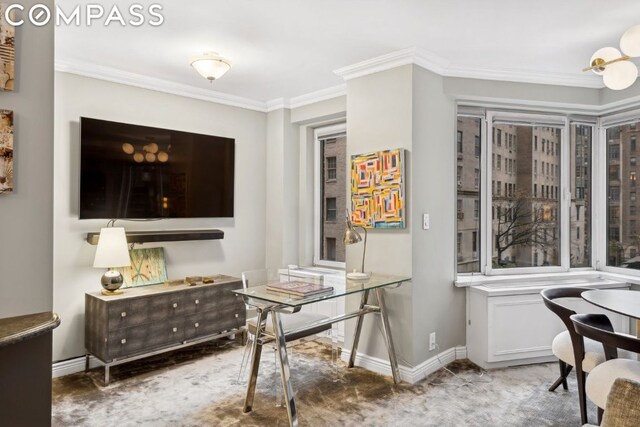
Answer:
top-left (423, 213), bottom-right (430, 230)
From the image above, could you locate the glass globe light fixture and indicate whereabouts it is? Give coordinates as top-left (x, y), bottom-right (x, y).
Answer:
top-left (590, 47), bottom-right (622, 75)
top-left (133, 152), bottom-right (144, 163)
top-left (122, 143), bottom-right (134, 154)
top-left (603, 60), bottom-right (638, 90)
top-left (621, 25), bottom-right (640, 57)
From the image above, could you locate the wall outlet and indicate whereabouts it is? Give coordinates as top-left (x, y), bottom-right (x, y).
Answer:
top-left (429, 332), bottom-right (436, 351)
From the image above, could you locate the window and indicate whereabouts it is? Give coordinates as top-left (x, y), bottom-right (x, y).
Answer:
top-left (457, 110), bottom-right (594, 274)
top-left (570, 124), bottom-right (592, 268)
top-left (491, 122), bottom-right (561, 269)
top-left (326, 156), bottom-right (337, 181)
top-left (609, 144), bottom-right (620, 160)
top-left (325, 197), bottom-right (337, 221)
top-left (314, 125), bottom-right (346, 266)
top-left (325, 238), bottom-right (336, 261)
top-left (606, 119), bottom-right (640, 270)
top-left (456, 116), bottom-right (481, 273)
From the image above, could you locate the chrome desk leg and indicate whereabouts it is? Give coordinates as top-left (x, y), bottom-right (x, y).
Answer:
top-left (348, 290), bottom-right (369, 368)
top-left (375, 288), bottom-right (401, 384)
top-left (243, 309), bottom-right (267, 413)
top-left (272, 311), bottom-right (298, 427)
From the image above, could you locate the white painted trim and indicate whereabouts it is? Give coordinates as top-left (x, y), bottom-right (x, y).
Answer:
top-left (334, 47), bottom-right (443, 81)
top-left (333, 47), bottom-right (602, 89)
top-left (341, 346), bottom-right (467, 385)
top-left (444, 64), bottom-right (603, 89)
top-left (289, 84), bottom-right (347, 110)
top-left (55, 59), bottom-right (268, 112)
top-left (52, 355), bottom-right (102, 379)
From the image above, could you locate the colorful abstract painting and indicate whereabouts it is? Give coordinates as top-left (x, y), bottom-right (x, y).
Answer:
top-left (116, 247), bottom-right (168, 287)
top-left (350, 148), bottom-right (405, 228)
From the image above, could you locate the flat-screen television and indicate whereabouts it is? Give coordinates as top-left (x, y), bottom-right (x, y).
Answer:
top-left (80, 117), bottom-right (235, 219)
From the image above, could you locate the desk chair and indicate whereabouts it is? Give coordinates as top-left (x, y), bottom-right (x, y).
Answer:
top-left (571, 313), bottom-right (640, 425)
top-left (541, 287), bottom-right (606, 425)
top-left (237, 269), bottom-right (332, 381)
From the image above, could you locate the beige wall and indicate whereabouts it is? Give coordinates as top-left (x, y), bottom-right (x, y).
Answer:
top-left (53, 72), bottom-right (267, 361)
top-left (0, 0), bottom-right (55, 318)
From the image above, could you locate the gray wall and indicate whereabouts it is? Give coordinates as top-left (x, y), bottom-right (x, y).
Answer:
top-left (411, 66), bottom-right (462, 362)
top-left (0, 0), bottom-right (55, 318)
top-left (345, 65), bottom-right (415, 364)
top-left (265, 108), bottom-right (300, 270)
top-left (53, 72), bottom-right (267, 361)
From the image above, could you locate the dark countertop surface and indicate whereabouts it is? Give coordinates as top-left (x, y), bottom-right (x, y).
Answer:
top-left (0, 312), bottom-right (61, 348)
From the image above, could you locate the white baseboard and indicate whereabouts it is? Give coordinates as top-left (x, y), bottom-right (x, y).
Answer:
top-left (341, 345), bottom-right (467, 384)
top-left (52, 355), bottom-right (103, 379)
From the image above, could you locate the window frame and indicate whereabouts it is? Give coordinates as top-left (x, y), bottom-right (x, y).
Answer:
top-left (597, 110), bottom-right (640, 276)
top-left (313, 123), bottom-right (346, 269)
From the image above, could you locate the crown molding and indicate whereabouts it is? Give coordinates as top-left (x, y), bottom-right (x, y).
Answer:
top-left (55, 59), bottom-right (269, 112)
top-left (265, 97), bottom-right (290, 112)
top-left (334, 47), bottom-right (449, 80)
top-left (334, 46), bottom-right (604, 89)
top-left (289, 84), bottom-right (346, 109)
top-left (444, 64), bottom-right (604, 89)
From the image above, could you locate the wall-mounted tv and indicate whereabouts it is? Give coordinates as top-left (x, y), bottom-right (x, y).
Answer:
top-left (80, 117), bottom-right (235, 219)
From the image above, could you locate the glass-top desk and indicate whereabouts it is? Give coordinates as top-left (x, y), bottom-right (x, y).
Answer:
top-left (234, 272), bottom-right (410, 427)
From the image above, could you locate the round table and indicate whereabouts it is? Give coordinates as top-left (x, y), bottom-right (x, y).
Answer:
top-left (582, 289), bottom-right (640, 320)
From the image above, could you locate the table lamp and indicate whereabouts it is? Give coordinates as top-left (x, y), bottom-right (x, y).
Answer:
top-left (344, 212), bottom-right (370, 280)
top-left (93, 227), bottom-right (131, 295)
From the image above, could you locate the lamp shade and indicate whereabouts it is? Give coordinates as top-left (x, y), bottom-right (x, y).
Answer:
top-left (344, 215), bottom-right (363, 245)
top-left (603, 60), bottom-right (638, 90)
top-left (93, 227), bottom-right (131, 268)
top-left (190, 52), bottom-right (232, 81)
top-left (590, 47), bottom-right (622, 75)
top-left (621, 25), bottom-right (640, 57)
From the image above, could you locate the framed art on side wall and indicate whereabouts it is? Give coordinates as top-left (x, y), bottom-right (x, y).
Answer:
top-left (0, 5), bottom-right (14, 91)
top-left (350, 148), bottom-right (405, 229)
top-left (0, 109), bottom-right (14, 194)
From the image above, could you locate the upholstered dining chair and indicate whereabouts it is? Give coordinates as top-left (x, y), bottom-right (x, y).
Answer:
top-left (571, 313), bottom-right (640, 425)
top-left (583, 378), bottom-right (640, 427)
top-left (541, 287), bottom-right (606, 425)
top-left (237, 268), bottom-right (332, 380)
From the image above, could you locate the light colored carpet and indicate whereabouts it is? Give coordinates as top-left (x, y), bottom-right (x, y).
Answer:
top-left (52, 340), bottom-right (595, 426)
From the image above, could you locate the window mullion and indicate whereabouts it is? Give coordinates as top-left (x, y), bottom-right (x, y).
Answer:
top-left (560, 118), bottom-right (570, 270)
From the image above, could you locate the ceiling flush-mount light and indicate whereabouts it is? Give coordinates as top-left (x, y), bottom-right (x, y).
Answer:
top-left (585, 25), bottom-right (640, 90)
top-left (190, 52), bottom-right (232, 82)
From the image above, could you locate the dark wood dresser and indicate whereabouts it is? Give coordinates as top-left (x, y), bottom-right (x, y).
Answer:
top-left (85, 275), bottom-right (245, 384)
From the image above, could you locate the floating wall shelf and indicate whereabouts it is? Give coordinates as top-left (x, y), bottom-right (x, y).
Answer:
top-left (86, 229), bottom-right (224, 245)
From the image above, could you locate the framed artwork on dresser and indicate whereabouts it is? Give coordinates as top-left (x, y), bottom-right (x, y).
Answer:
top-left (116, 247), bottom-right (168, 287)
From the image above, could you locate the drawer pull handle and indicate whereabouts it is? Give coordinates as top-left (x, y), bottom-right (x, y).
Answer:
top-left (235, 314), bottom-right (239, 318)
top-left (195, 299), bottom-right (199, 304)
top-left (173, 303), bottom-right (178, 308)
top-left (173, 327), bottom-right (178, 332)
top-left (121, 339), bottom-right (127, 344)
top-left (194, 323), bottom-right (199, 328)
top-left (121, 312), bottom-right (127, 317)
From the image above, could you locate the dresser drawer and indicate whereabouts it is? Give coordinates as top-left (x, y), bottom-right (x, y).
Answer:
top-left (107, 298), bottom-right (150, 330)
top-left (148, 293), bottom-right (191, 322)
top-left (108, 321), bottom-right (185, 359)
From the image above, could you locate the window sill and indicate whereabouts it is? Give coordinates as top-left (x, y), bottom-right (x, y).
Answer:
top-left (455, 269), bottom-right (640, 293)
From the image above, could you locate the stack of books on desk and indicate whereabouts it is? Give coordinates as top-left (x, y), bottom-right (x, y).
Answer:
top-left (266, 281), bottom-right (333, 298)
